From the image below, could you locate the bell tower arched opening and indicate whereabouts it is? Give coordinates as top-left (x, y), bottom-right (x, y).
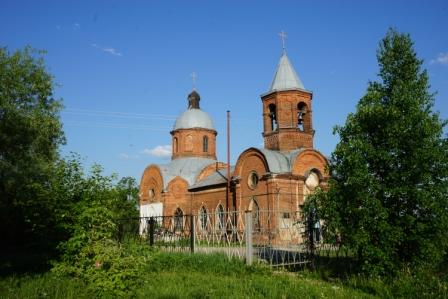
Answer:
top-left (297, 102), bottom-right (308, 132)
top-left (268, 104), bottom-right (277, 131)
top-left (261, 51), bottom-right (314, 151)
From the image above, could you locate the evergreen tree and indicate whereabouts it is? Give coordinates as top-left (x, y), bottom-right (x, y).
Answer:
top-left (318, 29), bottom-right (448, 275)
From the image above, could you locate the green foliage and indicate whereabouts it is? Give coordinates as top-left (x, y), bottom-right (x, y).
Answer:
top-left (51, 155), bottom-right (138, 256)
top-left (314, 29), bottom-right (448, 275)
top-left (0, 47), bottom-right (64, 273)
top-left (0, 47), bottom-right (139, 276)
top-left (0, 46), bottom-right (65, 270)
top-left (52, 157), bottom-right (138, 256)
top-left (52, 241), bottom-right (153, 297)
top-left (50, 156), bottom-right (140, 296)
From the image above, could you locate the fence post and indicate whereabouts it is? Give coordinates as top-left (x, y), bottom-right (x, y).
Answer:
top-left (307, 211), bottom-right (315, 269)
top-left (149, 217), bottom-right (155, 246)
top-left (190, 214), bottom-right (195, 253)
top-left (245, 211), bottom-right (253, 266)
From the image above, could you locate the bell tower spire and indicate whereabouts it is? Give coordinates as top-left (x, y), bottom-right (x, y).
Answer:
top-left (261, 33), bottom-right (314, 151)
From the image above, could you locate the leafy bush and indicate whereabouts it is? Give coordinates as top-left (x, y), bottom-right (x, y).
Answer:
top-left (53, 240), bottom-right (154, 297)
top-left (50, 157), bottom-right (142, 297)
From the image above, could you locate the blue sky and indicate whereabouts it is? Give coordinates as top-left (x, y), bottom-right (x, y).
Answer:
top-left (1, 1), bottom-right (447, 182)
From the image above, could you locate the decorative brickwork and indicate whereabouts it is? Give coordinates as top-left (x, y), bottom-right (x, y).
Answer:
top-left (171, 128), bottom-right (217, 160)
top-left (262, 89), bottom-right (314, 151)
top-left (291, 149), bottom-right (328, 177)
top-left (139, 165), bottom-right (164, 204)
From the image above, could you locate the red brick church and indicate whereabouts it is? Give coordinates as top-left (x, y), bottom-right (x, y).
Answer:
top-left (139, 44), bottom-right (329, 226)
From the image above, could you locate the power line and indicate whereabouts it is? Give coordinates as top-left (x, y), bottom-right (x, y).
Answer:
top-left (63, 108), bottom-right (177, 120)
top-left (64, 120), bottom-right (171, 131)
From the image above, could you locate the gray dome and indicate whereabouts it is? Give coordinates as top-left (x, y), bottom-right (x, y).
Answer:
top-left (173, 108), bottom-right (215, 130)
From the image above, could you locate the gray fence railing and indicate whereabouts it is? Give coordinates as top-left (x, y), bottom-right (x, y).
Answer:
top-left (118, 210), bottom-right (339, 267)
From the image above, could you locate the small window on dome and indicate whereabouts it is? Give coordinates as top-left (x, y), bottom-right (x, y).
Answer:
top-left (174, 137), bottom-right (178, 153)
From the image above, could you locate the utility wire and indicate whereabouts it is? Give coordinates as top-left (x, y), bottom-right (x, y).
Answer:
top-left (64, 120), bottom-right (170, 131)
top-left (63, 108), bottom-right (177, 120)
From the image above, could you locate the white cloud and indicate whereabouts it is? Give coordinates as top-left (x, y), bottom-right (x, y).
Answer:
top-left (91, 43), bottom-right (123, 57)
top-left (102, 48), bottom-right (122, 56)
top-left (119, 153), bottom-right (139, 160)
top-left (430, 52), bottom-right (448, 65)
top-left (73, 23), bottom-right (80, 30)
top-left (141, 145), bottom-right (172, 158)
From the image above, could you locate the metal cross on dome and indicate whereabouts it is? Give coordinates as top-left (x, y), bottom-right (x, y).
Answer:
top-left (190, 72), bottom-right (197, 90)
top-left (278, 30), bottom-right (287, 52)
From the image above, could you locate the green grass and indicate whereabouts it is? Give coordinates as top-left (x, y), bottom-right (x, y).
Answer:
top-left (1, 248), bottom-right (447, 298)
top-left (0, 257), bottom-right (372, 299)
top-left (0, 273), bottom-right (89, 299)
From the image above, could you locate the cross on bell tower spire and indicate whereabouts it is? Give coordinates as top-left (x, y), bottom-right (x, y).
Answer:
top-left (278, 30), bottom-right (287, 53)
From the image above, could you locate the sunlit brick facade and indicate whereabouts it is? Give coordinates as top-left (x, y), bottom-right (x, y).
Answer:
top-left (139, 51), bottom-right (329, 235)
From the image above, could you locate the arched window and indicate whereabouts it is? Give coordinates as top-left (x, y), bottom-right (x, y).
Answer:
top-left (185, 134), bottom-right (193, 151)
top-left (148, 188), bottom-right (155, 199)
top-left (305, 171), bottom-right (320, 192)
top-left (216, 204), bottom-right (225, 230)
top-left (174, 208), bottom-right (183, 231)
top-left (200, 206), bottom-right (208, 230)
top-left (203, 136), bottom-right (208, 153)
top-left (174, 137), bottom-right (178, 153)
top-left (297, 102), bottom-right (308, 132)
top-left (268, 104), bottom-right (277, 131)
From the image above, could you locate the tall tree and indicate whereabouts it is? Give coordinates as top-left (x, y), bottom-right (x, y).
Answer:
top-left (317, 29), bottom-right (448, 275)
top-left (0, 47), bottom-right (65, 252)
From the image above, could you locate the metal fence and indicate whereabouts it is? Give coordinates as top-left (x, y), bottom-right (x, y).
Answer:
top-left (118, 210), bottom-right (340, 267)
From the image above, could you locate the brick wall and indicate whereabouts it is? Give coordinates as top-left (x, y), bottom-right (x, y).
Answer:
top-left (139, 165), bottom-right (164, 204)
top-left (171, 128), bottom-right (217, 160)
top-left (262, 89), bottom-right (314, 151)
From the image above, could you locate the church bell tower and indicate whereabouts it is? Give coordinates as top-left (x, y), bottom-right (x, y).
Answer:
top-left (261, 32), bottom-right (314, 151)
